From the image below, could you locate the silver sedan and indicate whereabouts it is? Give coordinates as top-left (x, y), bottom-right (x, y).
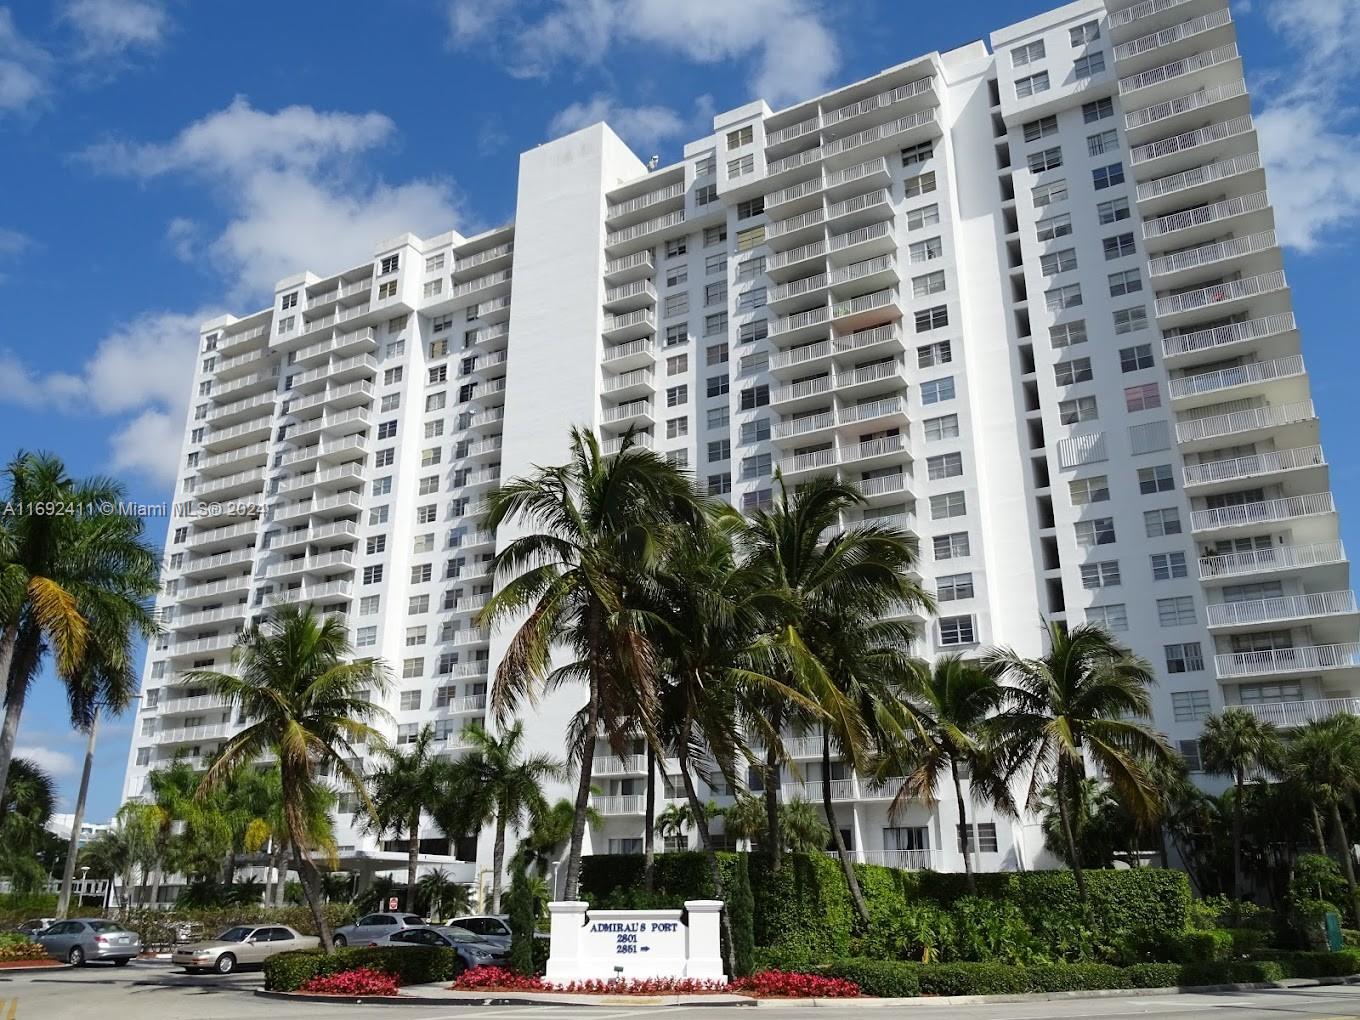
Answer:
top-left (36, 918), bottom-right (141, 966)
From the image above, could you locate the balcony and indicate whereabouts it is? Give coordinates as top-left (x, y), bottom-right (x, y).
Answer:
top-left (830, 288), bottom-right (900, 332)
top-left (828, 220), bottom-right (894, 259)
top-left (591, 755), bottom-right (649, 775)
top-left (781, 779), bottom-right (856, 801)
top-left (1142, 190), bottom-right (1270, 245)
top-left (605, 210), bottom-right (685, 251)
top-left (766, 146), bottom-right (824, 180)
top-left (159, 722), bottom-right (234, 745)
top-left (1206, 590), bottom-right (1357, 629)
top-left (780, 446), bottom-right (837, 477)
top-left (1129, 114), bottom-right (1254, 173)
top-left (181, 546), bottom-right (256, 578)
top-left (603, 249), bottom-right (653, 284)
top-left (835, 358), bottom-right (904, 396)
top-left (593, 794), bottom-right (646, 816)
top-left (217, 322), bottom-right (268, 356)
top-left (1190, 492), bottom-right (1335, 534)
top-left (1168, 354), bottom-right (1304, 403)
top-left (769, 272), bottom-right (828, 310)
top-left (1147, 230), bottom-right (1278, 284)
top-left (767, 240), bottom-right (827, 280)
top-left (1174, 399), bottom-right (1315, 446)
top-left (1137, 152), bottom-right (1265, 212)
top-left (771, 339), bottom-right (832, 373)
top-left (602, 278), bottom-right (656, 313)
top-left (160, 693), bottom-right (234, 715)
top-left (201, 415), bottom-right (272, 452)
top-left (1218, 644), bottom-right (1360, 681)
top-left (454, 240), bottom-right (514, 275)
top-left (1238, 696), bottom-right (1360, 726)
top-left (1183, 444), bottom-right (1325, 489)
top-left (860, 472), bottom-right (909, 499)
top-left (820, 108), bottom-right (938, 166)
top-left (1199, 540), bottom-right (1347, 582)
top-left (766, 207), bottom-right (825, 245)
top-left (1124, 78), bottom-right (1248, 137)
top-left (1161, 312), bottom-right (1296, 364)
top-left (858, 850), bottom-right (939, 871)
top-left (185, 520), bottom-right (259, 551)
top-left (603, 367), bottom-right (654, 401)
top-left (214, 370), bottom-right (277, 402)
top-left (833, 323), bottom-right (902, 358)
top-left (179, 574), bottom-right (251, 603)
top-left (765, 114), bottom-right (819, 150)
top-left (600, 398), bottom-right (654, 431)
top-left (1154, 270), bottom-right (1287, 322)
top-left (837, 395), bottom-right (907, 430)
top-left (602, 308), bottom-right (656, 342)
top-left (602, 337), bottom-right (655, 373)
top-left (199, 441), bottom-right (269, 475)
top-left (270, 579), bottom-right (355, 606)
top-left (765, 176), bottom-right (824, 214)
top-left (266, 520), bottom-right (359, 552)
top-left (773, 410), bottom-right (836, 442)
top-left (172, 633), bottom-right (241, 656)
top-left (262, 550), bottom-right (355, 580)
top-left (216, 346), bottom-right (272, 380)
top-left (1112, 7), bottom-right (1235, 69)
top-left (771, 304), bottom-right (831, 343)
top-left (825, 189), bottom-right (892, 230)
top-left (1108, 0), bottom-right (1222, 39)
top-left (194, 466), bottom-right (265, 502)
top-left (606, 180), bottom-right (685, 224)
top-left (772, 374), bottom-right (832, 409)
top-left (829, 254), bottom-right (897, 293)
top-left (1118, 43), bottom-right (1240, 100)
top-left (452, 268), bottom-right (512, 300)
top-left (820, 76), bottom-right (934, 130)
top-left (171, 603), bottom-right (248, 630)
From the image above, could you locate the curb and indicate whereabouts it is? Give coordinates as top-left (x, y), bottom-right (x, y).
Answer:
top-left (255, 988), bottom-right (757, 1007)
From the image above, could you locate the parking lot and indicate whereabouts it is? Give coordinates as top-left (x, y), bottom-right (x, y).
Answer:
top-left (4, 960), bottom-right (1360, 1019)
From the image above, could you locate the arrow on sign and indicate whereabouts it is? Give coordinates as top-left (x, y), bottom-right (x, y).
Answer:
top-left (640, 946), bottom-right (651, 952)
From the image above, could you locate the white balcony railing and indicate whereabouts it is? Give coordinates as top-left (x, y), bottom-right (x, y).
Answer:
top-left (593, 794), bottom-right (647, 815)
top-left (1191, 492), bottom-right (1335, 531)
top-left (858, 849), bottom-right (939, 871)
top-left (1148, 229), bottom-right (1277, 278)
top-left (1175, 400), bottom-right (1315, 444)
top-left (1109, 0), bottom-right (1201, 32)
top-left (1143, 190), bottom-right (1269, 239)
top-left (782, 779), bottom-right (856, 801)
top-left (1155, 270), bottom-right (1287, 318)
top-left (1184, 445), bottom-right (1324, 487)
top-left (1130, 113), bottom-right (1253, 166)
top-left (1162, 312), bottom-right (1295, 359)
top-left (1118, 43), bottom-right (1239, 95)
top-left (1138, 151), bottom-right (1263, 203)
top-left (1113, 7), bottom-right (1233, 63)
top-left (1238, 696), bottom-right (1360, 726)
top-left (1125, 78), bottom-right (1248, 132)
top-left (1199, 540), bottom-right (1346, 580)
top-left (1207, 590), bottom-right (1356, 628)
top-left (1217, 644), bottom-right (1360, 680)
top-left (1168, 355), bottom-right (1304, 400)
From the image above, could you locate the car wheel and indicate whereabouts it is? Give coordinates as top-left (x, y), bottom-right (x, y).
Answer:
top-left (215, 953), bottom-right (236, 975)
top-left (68, 946), bottom-right (85, 967)
top-left (332, 935), bottom-right (347, 947)
top-left (113, 958), bottom-right (130, 967)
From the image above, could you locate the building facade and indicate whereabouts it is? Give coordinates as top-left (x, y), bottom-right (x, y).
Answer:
top-left (121, 0), bottom-right (1357, 891)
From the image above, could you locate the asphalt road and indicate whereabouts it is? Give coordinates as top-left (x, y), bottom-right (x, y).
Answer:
top-left (3, 960), bottom-right (1360, 1020)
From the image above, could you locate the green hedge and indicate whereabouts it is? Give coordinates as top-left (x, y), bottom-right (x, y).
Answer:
top-left (263, 946), bottom-right (459, 991)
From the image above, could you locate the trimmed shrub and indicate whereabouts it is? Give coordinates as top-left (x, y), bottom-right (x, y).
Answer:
top-left (1180, 928), bottom-right (1234, 962)
top-left (507, 864), bottom-right (535, 977)
top-left (1275, 949), bottom-right (1360, 978)
top-left (1125, 963), bottom-right (1184, 988)
top-left (729, 852), bottom-right (755, 978)
top-left (1225, 927), bottom-right (1269, 956)
top-left (1022, 962), bottom-right (1130, 992)
top-left (1290, 898), bottom-right (1343, 950)
top-left (0, 933), bottom-right (48, 962)
top-left (263, 946), bottom-right (459, 991)
top-left (822, 959), bottom-right (920, 997)
top-left (915, 961), bottom-right (1030, 996)
top-left (1178, 959), bottom-right (1286, 985)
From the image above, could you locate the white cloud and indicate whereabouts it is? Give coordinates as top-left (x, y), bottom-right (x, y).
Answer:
top-left (548, 94), bottom-right (688, 153)
top-left (84, 96), bottom-right (464, 299)
top-left (447, 0), bottom-right (839, 106)
top-left (61, 0), bottom-right (167, 61)
top-left (0, 7), bottom-right (50, 114)
top-left (0, 227), bottom-right (27, 256)
top-left (15, 746), bottom-right (78, 778)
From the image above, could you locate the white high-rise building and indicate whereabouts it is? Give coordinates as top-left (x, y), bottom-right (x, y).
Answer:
top-left (122, 0), bottom-right (1357, 895)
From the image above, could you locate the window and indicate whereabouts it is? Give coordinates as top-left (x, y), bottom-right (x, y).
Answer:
top-left (706, 472), bottom-right (732, 494)
top-left (917, 339), bottom-right (952, 367)
top-left (706, 343), bottom-right (729, 366)
top-left (666, 449), bottom-right (689, 468)
top-left (726, 125), bottom-right (753, 148)
top-left (1036, 212), bottom-right (1072, 241)
top-left (904, 170), bottom-right (937, 196)
top-left (738, 287), bottom-right (767, 311)
top-left (1045, 284), bottom-right (1082, 311)
top-left (374, 448), bottom-right (394, 469)
top-left (742, 488), bottom-right (773, 511)
top-left (1012, 39), bottom-right (1046, 66)
top-left (372, 476), bottom-right (392, 497)
top-left (1088, 129), bottom-right (1120, 158)
top-left (666, 237), bottom-right (688, 258)
top-left (362, 565), bottom-right (384, 585)
top-left (1125, 383), bottom-right (1161, 412)
top-left (405, 625), bottom-right (427, 647)
top-left (736, 226), bottom-right (764, 251)
top-left (706, 374), bottom-right (730, 397)
top-left (930, 491), bottom-right (967, 519)
top-left (704, 224), bottom-right (727, 247)
top-left (429, 365), bottom-right (448, 385)
top-left (925, 413), bottom-right (960, 440)
top-left (705, 312), bottom-right (728, 335)
top-left (667, 353), bottom-right (688, 376)
top-left (739, 319), bottom-right (768, 344)
top-left (1113, 307), bottom-right (1148, 334)
top-left (1120, 344), bottom-right (1154, 372)
top-left (915, 305), bottom-right (949, 331)
top-left (958, 822), bottom-right (999, 853)
top-left (1023, 114), bottom-right (1058, 142)
top-left (939, 614), bottom-right (977, 646)
top-left (1239, 681), bottom-right (1304, 704)
top-left (739, 418), bottom-right (770, 443)
top-left (1144, 507), bottom-right (1181, 537)
top-left (421, 447), bottom-right (441, 467)
top-left (906, 204), bottom-right (941, 230)
top-left (380, 254), bottom-right (400, 275)
top-left (666, 416), bottom-right (689, 439)
top-left (727, 154), bottom-right (754, 177)
top-left (934, 532), bottom-right (970, 559)
top-left (1138, 464), bottom-right (1174, 494)
top-left (381, 393), bottom-right (402, 412)
top-left (927, 452), bottom-right (964, 479)
top-left (1054, 357), bottom-right (1092, 385)
top-left (1092, 162), bottom-right (1125, 189)
top-left (1087, 603), bottom-right (1128, 632)
top-left (694, 155), bottom-right (715, 177)
top-left (1032, 179), bottom-right (1069, 207)
top-left (1050, 320), bottom-right (1088, 347)
top-left (418, 475), bottom-right (439, 495)
top-left (1028, 147), bottom-right (1063, 173)
top-left (664, 293), bottom-right (689, 317)
top-left (276, 315), bottom-right (294, 334)
top-left (1069, 475), bottom-right (1110, 504)
top-left (369, 506), bottom-right (389, 525)
top-left (1059, 396), bottom-right (1098, 424)
top-left (737, 197), bottom-right (764, 220)
top-left (1172, 690), bottom-right (1211, 723)
top-left (937, 573), bottom-right (974, 601)
top-left (921, 377), bottom-right (956, 404)
top-left (666, 266), bottom-right (689, 288)
top-left (665, 322), bottom-right (689, 347)
top-left (423, 279), bottom-right (443, 298)
top-left (1103, 232), bottom-right (1136, 260)
top-left (1075, 517), bottom-right (1116, 547)
top-left (378, 280), bottom-right (398, 300)
top-left (366, 534), bottom-right (387, 555)
top-left (1151, 551), bottom-right (1188, 580)
top-left (1158, 596), bottom-right (1197, 627)
top-left (409, 593), bottom-right (430, 615)
top-left (694, 183), bottom-right (719, 206)
top-left (411, 563), bottom-right (432, 584)
top-left (1096, 201), bottom-right (1130, 229)
top-left (1165, 642), bottom-right (1204, 673)
top-left (1073, 52), bottom-right (1105, 78)
top-left (740, 453), bottom-right (773, 479)
top-left (1108, 269), bottom-right (1141, 296)
top-left (1015, 71), bottom-right (1051, 98)
top-left (1070, 20), bottom-right (1100, 45)
top-left (1083, 97), bottom-right (1114, 123)
top-left (707, 405), bottom-right (729, 429)
top-left (280, 291), bottom-right (298, 310)
top-left (1039, 248), bottom-right (1078, 276)
top-left (708, 439), bottom-right (731, 463)
top-left (425, 420), bottom-right (443, 438)
top-left (901, 140), bottom-right (934, 167)
top-left (377, 420), bottom-right (397, 439)
top-left (360, 595), bottom-right (380, 614)
top-left (739, 384), bottom-right (770, 409)
top-left (666, 384), bottom-right (688, 407)
top-left (1080, 560), bottom-right (1121, 589)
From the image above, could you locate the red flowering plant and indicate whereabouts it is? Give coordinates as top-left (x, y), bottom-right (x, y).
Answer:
top-left (453, 966), bottom-right (547, 991)
top-left (451, 965), bottom-right (857, 998)
top-left (731, 970), bottom-right (860, 998)
top-left (300, 967), bottom-right (401, 997)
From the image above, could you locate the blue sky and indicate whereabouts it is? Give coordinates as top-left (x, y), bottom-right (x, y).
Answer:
top-left (1, 0), bottom-right (1357, 822)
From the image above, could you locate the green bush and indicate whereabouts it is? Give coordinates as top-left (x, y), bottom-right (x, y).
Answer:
top-left (1344, 928), bottom-right (1360, 947)
top-left (915, 961), bottom-right (1030, 996)
top-left (1188, 894), bottom-right (1272, 931)
top-left (1274, 949), bottom-right (1360, 978)
top-left (0, 893), bottom-right (59, 923)
top-left (1178, 959), bottom-right (1285, 985)
top-left (1224, 927), bottom-right (1269, 955)
top-left (507, 864), bottom-right (534, 977)
top-left (1124, 962), bottom-right (1184, 988)
top-left (1179, 928), bottom-right (1234, 962)
top-left (822, 958), bottom-right (920, 997)
top-left (1290, 898), bottom-right (1343, 950)
top-left (729, 852), bottom-right (755, 978)
top-left (263, 946), bottom-right (460, 991)
top-left (1022, 962), bottom-right (1129, 992)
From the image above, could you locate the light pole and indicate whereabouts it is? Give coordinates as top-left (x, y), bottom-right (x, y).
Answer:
top-left (78, 866), bottom-right (90, 908)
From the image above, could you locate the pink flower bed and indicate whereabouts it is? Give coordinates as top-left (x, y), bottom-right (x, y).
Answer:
top-left (300, 966), bottom-right (401, 996)
top-left (451, 965), bottom-right (860, 998)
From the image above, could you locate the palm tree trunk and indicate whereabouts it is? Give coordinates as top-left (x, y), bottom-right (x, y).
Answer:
top-left (643, 748), bottom-right (657, 891)
top-left (272, 840), bottom-right (289, 907)
top-left (408, 814), bottom-right (421, 913)
top-left (0, 679), bottom-right (26, 815)
top-left (763, 745), bottom-right (781, 872)
top-left (820, 731), bottom-right (870, 926)
top-left (676, 724), bottom-right (735, 978)
top-left (264, 838), bottom-right (277, 906)
top-left (1231, 771), bottom-right (1245, 902)
top-left (1313, 806), bottom-right (1328, 855)
top-left (147, 863), bottom-right (161, 911)
top-left (293, 847), bottom-right (330, 951)
top-left (491, 810), bottom-right (507, 913)
top-left (950, 760), bottom-right (976, 893)
top-left (562, 673), bottom-right (599, 900)
top-left (1056, 769), bottom-right (1089, 910)
top-left (1331, 802), bottom-right (1360, 925)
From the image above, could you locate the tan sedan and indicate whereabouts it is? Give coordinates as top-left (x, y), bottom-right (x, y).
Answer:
top-left (172, 924), bottom-right (320, 974)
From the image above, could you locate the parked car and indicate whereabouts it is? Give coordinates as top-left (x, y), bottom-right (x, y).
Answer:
top-left (172, 924), bottom-right (320, 975)
top-left (36, 919), bottom-right (141, 966)
top-left (331, 912), bottom-right (426, 948)
top-left (446, 914), bottom-right (511, 945)
top-left (14, 917), bottom-right (55, 937)
top-left (368, 925), bottom-right (509, 974)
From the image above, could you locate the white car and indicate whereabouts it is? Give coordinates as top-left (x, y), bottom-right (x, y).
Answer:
top-left (172, 924), bottom-right (320, 975)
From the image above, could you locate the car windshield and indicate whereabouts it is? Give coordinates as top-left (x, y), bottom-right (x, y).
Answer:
top-left (439, 928), bottom-right (482, 943)
top-left (218, 927), bottom-right (253, 942)
top-left (88, 921), bottom-right (125, 933)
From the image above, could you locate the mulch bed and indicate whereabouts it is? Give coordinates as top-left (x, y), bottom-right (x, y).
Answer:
top-left (0, 959), bottom-right (63, 970)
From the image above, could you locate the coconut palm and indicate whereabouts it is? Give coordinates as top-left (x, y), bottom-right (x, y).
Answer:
top-left (362, 723), bottom-right (449, 911)
top-left (113, 800), bottom-right (160, 907)
top-left (453, 720), bottom-right (563, 912)
top-left (876, 655), bottom-right (1015, 891)
top-left (478, 427), bottom-right (705, 898)
top-left (0, 757), bottom-right (57, 890)
top-left (1286, 714), bottom-right (1360, 921)
top-left (417, 868), bottom-right (458, 921)
top-left (0, 452), bottom-right (159, 812)
top-left (718, 793), bottom-right (767, 852)
top-left (1199, 708), bottom-right (1282, 903)
top-left (778, 798), bottom-right (829, 853)
top-left (78, 826), bottom-right (132, 909)
top-left (986, 621), bottom-right (1171, 908)
top-left (187, 604), bottom-right (390, 951)
top-left (512, 796), bottom-right (601, 895)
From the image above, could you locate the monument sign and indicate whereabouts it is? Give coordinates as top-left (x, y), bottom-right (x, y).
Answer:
top-left (544, 900), bottom-right (725, 982)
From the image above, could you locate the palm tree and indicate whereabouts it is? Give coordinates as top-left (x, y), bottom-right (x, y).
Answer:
top-left (362, 723), bottom-right (449, 911)
top-left (453, 720), bottom-right (563, 912)
top-left (719, 793), bottom-right (767, 852)
top-left (653, 801), bottom-right (692, 849)
top-left (778, 799), bottom-right (829, 853)
top-left (1200, 708), bottom-right (1282, 903)
top-left (478, 427), bottom-right (705, 899)
top-left (512, 796), bottom-right (602, 897)
top-left (0, 757), bottom-right (57, 891)
top-left (0, 452), bottom-right (159, 811)
top-left (1286, 714), bottom-right (1360, 921)
top-left (877, 655), bottom-right (1015, 891)
top-left (987, 621), bottom-right (1171, 908)
top-left (417, 868), bottom-right (457, 921)
top-left (113, 800), bottom-right (160, 907)
top-left (187, 604), bottom-right (390, 951)
top-left (78, 827), bottom-right (132, 910)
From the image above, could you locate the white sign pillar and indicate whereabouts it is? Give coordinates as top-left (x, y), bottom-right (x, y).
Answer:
top-left (544, 900), bottom-right (589, 981)
top-left (545, 900), bottom-right (727, 983)
top-left (683, 899), bottom-right (724, 980)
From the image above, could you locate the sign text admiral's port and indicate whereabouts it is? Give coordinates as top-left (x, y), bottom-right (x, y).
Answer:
top-left (544, 900), bottom-right (725, 982)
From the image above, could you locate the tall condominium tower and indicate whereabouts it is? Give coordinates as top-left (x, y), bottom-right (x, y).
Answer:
top-left (122, 0), bottom-right (1356, 896)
